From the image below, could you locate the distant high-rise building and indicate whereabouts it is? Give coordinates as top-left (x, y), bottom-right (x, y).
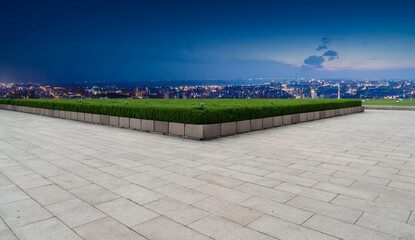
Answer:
top-left (164, 90), bottom-right (169, 99)
top-left (311, 89), bottom-right (316, 99)
top-left (338, 83), bottom-right (341, 99)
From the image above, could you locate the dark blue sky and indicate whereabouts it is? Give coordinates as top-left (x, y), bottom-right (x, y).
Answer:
top-left (1, 0), bottom-right (414, 85)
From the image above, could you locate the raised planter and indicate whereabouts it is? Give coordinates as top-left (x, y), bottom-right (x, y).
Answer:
top-left (221, 122), bottom-right (237, 136)
top-left (282, 115), bottom-right (292, 125)
top-left (169, 122), bottom-right (185, 136)
top-left (142, 120), bottom-right (154, 132)
top-left (154, 121), bottom-right (169, 134)
top-left (299, 113), bottom-right (307, 122)
top-left (92, 114), bottom-right (100, 124)
top-left (70, 112), bottom-right (78, 120)
top-left (273, 116), bottom-right (282, 127)
top-left (119, 117), bottom-right (130, 128)
top-left (185, 124), bottom-right (220, 139)
top-left (250, 119), bottom-right (263, 131)
top-left (130, 118), bottom-right (141, 130)
top-left (100, 115), bottom-right (110, 125)
top-left (236, 120), bottom-right (250, 133)
top-left (85, 113), bottom-right (93, 122)
top-left (262, 117), bottom-right (273, 129)
top-left (291, 114), bottom-right (300, 124)
top-left (78, 112), bottom-right (85, 121)
top-left (110, 116), bottom-right (119, 126)
top-left (1, 104), bottom-right (364, 140)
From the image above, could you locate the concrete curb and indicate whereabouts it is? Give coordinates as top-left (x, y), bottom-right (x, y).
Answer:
top-left (364, 105), bottom-right (415, 111)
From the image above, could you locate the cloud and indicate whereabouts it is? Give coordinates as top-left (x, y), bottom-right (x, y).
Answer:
top-left (323, 50), bottom-right (339, 61)
top-left (370, 57), bottom-right (381, 60)
top-left (321, 37), bottom-right (332, 46)
top-left (316, 37), bottom-right (332, 51)
top-left (304, 55), bottom-right (325, 68)
top-left (316, 45), bottom-right (328, 51)
top-left (362, 41), bottom-right (369, 45)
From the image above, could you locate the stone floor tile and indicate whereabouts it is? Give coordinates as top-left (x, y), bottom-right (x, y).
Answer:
top-left (0, 199), bottom-right (52, 228)
top-left (299, 171), bottom-right (354, 186)
top-left (356, 212), bottom-right (415, 239)
top-left (153, 184), bottom-right (208, 204)
top-left (274, 182), bottom-right (336, 202)
top-left (196, 165), bottom-right (237, 176)
top-left (0, 174), bottom-right (12, 187)
top-left (0, 185), bottom-right (29, 205)
top-left (193, 197), bottom-right (263, 226)
top-left (69, 184), bottom-right (120, 206)
top-left (13, 218), bottom-right (82, 240)
top-left (303, 214), bottom-right (398, 240)
top-left (248, 215), bottom-right (337, 240)
top-left (145, 197), bottom-right (207, 225)
top-left (188, 215), bottom-right (275, 240)
top-left (286, 195), bottom-right (362, 223)
top-left (74, 217), bottom-right (145, 240)
top-left (123, 173), bottom-right (168, 189)
top-left (331, 195), bottom-right (411, 222)
top-left (266, 172), bottom-right (318, 187)
top-left (31, 165), bottom-right (69, 178)
top-left (46, 198), bottom-right (106, 228)
top-left (49, 173), bottom-right (90, 190)
top-left (230, 172), bottom-right (281, 187)
top-left (194, 183), bottom-right (252, 203)
top-left (195, 173), bottom-right (244, 188)
top-left (133, 216), bottom-right (211, 240)
top-left (25, 184), bottom-right (74, 206)
top-left (9, 174), bottom-right (51, 190)
top-left (96, 198), bottom-right (158, 227)
top-left (163, 165), bottom-right (204, 177)
top-left (313, 182), bottom-right (378, 201)
top-left (227, 164), bottom-right (271, 176)
top-left (113, 184), bottom-right (164, 205)
top-left (388, 180), bottom-right (415, 192)
top-left (408, 212), bottom-right (415, 225)
top-left (235, 183), bottom-right (294, 203)
top-left (333, 170), bottom-right (390, 186)
top-left (98, 165), bottom-right (136, 178)
top-left (0, 166), bottom-right (34, 178)
top-left (84, 173), bottom-right (129, 191)
top-left (0, 217), bottom-right (18, 240)
top-left (241, 196), bottom-right (313, 224)
top-left (160, 173), bottom-right (206, 188)
top-left (132, 165), bottom-right (171, 177)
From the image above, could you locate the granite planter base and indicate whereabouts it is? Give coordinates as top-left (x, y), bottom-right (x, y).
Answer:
top-left (154, 121), bottom-right (169, 134)
top-left (1, 104), bottom-right (364, 140)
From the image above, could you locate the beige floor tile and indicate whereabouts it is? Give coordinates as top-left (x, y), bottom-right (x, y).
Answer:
top-left (46, 198), bottom-right (106, 228)
top-left (74, 217), bottom-right (145, 240)
top-left (133, 216), bottom-right (210, 240)
top-left (96, 198), bottom-right (158, 227)
top-left (145, 197), bottom-right (208, 225)
top-left (0, 199), bottom-right (52, 228)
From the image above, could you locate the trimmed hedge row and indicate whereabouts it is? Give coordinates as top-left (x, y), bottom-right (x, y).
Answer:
top-left (2, 99), bottom-right (361, 124)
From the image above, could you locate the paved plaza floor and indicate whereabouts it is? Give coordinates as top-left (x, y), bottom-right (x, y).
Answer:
top-left (0, 109), bottom-right (415, 240)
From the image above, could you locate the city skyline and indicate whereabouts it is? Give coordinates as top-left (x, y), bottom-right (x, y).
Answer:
top-left (1, 0), bottom-right (415, 85)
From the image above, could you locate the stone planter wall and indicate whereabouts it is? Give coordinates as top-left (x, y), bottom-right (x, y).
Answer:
top-left (0, 104), bottom-right (364, 140)
top-left (364, 105), bottom-right (415, 111)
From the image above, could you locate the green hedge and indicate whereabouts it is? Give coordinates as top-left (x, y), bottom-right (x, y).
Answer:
top-left (0, 99), bottom-right (11, 104)
top-left (3, 99), bottom-right (361, 124)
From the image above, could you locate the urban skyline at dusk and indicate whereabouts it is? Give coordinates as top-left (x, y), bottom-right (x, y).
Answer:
top-left (1, 0), bottom-right (415, 86)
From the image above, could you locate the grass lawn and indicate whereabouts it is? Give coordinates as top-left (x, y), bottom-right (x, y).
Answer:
top-left (361, 99), bottom-right (415, 106)
top-left (0, 99), bottom-right (361, 124)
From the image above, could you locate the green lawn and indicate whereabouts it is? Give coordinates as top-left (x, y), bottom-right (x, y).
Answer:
top-left (362, 99), bottom-right (415, 106)
top-left (0, 99), bottom-right (361, 124)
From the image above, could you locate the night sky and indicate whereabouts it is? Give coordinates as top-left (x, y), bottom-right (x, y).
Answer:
top-left (1, 0), bottom-right (415, 85)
